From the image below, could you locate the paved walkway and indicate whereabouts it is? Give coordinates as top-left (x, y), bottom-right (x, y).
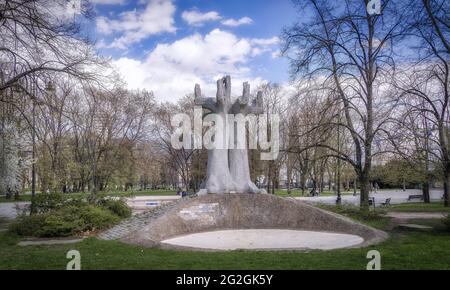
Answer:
top-left (0, 202), bottom-right (29, 220)
top-left (18, 238), bottom-right (85, 246)
top-left (295, 189), bottom-right (444, 206)
top-left (386, 212), bottom-right (448, 219)
top-left (98, 200), bottom-right (180, 241)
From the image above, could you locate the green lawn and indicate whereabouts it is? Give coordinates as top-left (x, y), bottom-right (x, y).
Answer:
top-left (2, 191), bottom-right (450, 270)
top-left (1, 203), bottom-right (449, 269)
top-left (0, 229), bottom-right (449, 269)
top-left (388, 202), bottom-right (450, 213)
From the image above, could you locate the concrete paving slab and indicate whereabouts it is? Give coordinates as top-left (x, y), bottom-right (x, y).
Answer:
top-left (18, 238), bottom-right (84, 246)
top-left (387, 212), bottom-right (448, 219)
top-left (161, 229), bottom-right (364, 251)
top-left (0, 202), bottom-right (29, 220)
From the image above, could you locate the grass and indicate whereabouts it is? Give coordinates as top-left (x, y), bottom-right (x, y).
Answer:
top-left (2, 191), bottom-right (450, 269)
top-left (274, 189), bottom-right (354, 197)
top-left (315, 203), bottom-right (391, 230)
top-left (407, 218), bottom-right (447, 229)
top-left (1, 202), bottom-right (449, 270)
top-left (388, 202), bottom-right (450, 213)
top-left (0, 229), bottom-right (449, 269)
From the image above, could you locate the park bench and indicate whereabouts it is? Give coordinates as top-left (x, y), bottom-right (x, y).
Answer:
top-left (188, 192), bottom-right (198, 198)
top-left (380, 198), bottom-right (391, 207)
top-left (407, 194), bottom-right (423, 201)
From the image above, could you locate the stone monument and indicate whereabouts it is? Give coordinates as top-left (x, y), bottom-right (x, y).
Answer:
top-left (194, 76), bottom-right (265, 194)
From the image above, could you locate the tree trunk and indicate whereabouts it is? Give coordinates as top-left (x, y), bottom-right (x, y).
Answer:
top-left (422, 181), bottom-right (430, 203)
top-left (359, 174), bottom-right (370, 211)
top-left (444, 170), bottom-right (449, 207)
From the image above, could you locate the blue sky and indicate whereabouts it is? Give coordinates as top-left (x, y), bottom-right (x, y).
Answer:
top-left (87, 0), bottom-right (298, 102)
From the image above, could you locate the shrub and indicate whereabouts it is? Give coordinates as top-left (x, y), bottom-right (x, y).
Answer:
top-left (9, 214), bottom-right (47, 236)
top-left (40, 212), bottom-right (84, 237)
top-left (78, 205), bottom-right (120, 230)
top-left (100, 199), bottom-right (132, 218)
top-left (9, 205), bottom-right (120, 237)
top-left (31, 192), bottom-right (67, 214)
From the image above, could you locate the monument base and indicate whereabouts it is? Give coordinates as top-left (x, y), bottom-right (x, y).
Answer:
top-left (121, 193), bottom-right (388, 251)
top-left (196, 189), bottom-right (267, 195)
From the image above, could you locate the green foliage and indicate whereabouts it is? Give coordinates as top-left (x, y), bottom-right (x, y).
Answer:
top-left (388, 202), bottom-right (450, 213)
top-left (10, 192), bottom-right (127, 237)
top-left (10, 205), bottom-right (120, 237)
top-left (370, 159), bottom-right (425, 188)
top-left (39, 207), bottom-right (84, 237)
top-left (317, 204), bottom-right (389, 229)
top-left (31, 192), bottom-right (68, 213)
top-left (1, 231), bottom-right (450, 269)
top-left (78, 205), bottom-right (120, 231)
top-left (87, 193), bottom-right (132, 218)
top-left (8, 215), bottom-right (47, 237)
top-left (100, 199), bottom-right (132, 218)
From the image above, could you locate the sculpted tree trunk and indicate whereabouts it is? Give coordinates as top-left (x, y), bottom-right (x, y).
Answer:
top-left (229, 82), bottom-right (264, 193)
top-left (195, 76), bottom-right (265, 194)
top-left (195, 77), bottom-right (235, 194)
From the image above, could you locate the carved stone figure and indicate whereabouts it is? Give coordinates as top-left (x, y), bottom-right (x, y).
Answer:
top-left (195, 76), bottom-right (265, 194)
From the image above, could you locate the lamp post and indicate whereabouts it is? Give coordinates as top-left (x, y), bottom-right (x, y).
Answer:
top-left (31, 85), bottom-right (36, 199)
top-left (336, 108), bottom-right (342, 204)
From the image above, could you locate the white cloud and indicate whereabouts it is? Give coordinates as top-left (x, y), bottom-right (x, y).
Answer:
top-left (251, 37), bottom-right (279, 46)
top-left (271, 50), bottom-right (281, 58)
top-left (181, 9), bottom-right (221, 26)
top-left (112, 29), bottom-right (277, 102)
top-left (221, 17), bottom-right (253, 27)
top-left (96, 0), bottom-right (176, 49)
top-left (92, 0), bottom-right (127, 4)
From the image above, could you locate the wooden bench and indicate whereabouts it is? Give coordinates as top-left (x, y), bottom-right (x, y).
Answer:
top-left (407, 195), bottom-right (423, 201)
top-left (380, 198), bottom-right (391, 207)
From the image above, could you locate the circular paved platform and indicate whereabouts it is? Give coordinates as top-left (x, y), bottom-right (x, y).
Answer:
top-left (161, 229), bottom-right (364, 250)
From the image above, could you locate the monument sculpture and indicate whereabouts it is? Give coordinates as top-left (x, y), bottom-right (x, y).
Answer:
top-left (194, 76), bottom-right (265, 194)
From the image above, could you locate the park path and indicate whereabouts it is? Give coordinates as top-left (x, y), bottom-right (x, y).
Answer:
top-left (295, 189), bottom-right (444, 206)
top-left (0, 202), bottom-right (29, 220)
top-left (386, 212), bottom-right (448, 219)
top-left (97, 199), bottom-right (181, 241)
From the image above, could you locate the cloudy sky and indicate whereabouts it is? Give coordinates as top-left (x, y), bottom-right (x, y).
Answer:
top-left (87, 0), bottom-right (298, 102)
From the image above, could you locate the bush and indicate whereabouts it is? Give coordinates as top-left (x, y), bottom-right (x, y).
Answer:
top-left (78, 205), bottom-right (120, 231)
top-left (100, 199), bottom-right (132, 218)
top-left (40, 213), bottom-right (83, 237)
top-left (8, 214), bottom-right (47, 236)
top-left (31, 192), bottom-right (67, 214)
top-left (10, 205), bottom-right (120, 237)
top-left (10, 192), bottom-right (131, 237)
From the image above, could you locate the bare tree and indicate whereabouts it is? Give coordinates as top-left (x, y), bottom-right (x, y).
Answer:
top-left (282, 0), bottom-right (409, 209)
